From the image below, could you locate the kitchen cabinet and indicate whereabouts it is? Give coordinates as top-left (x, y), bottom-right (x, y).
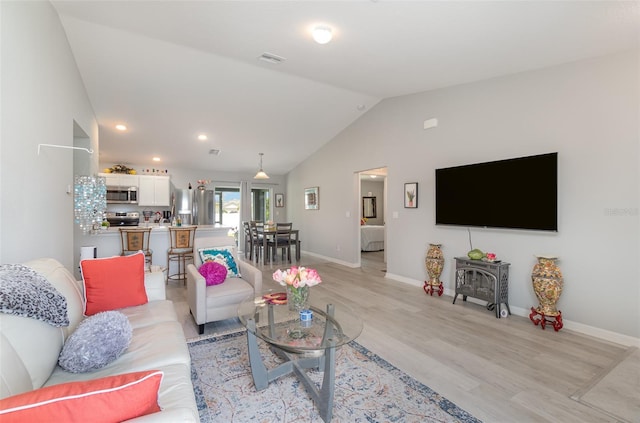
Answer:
top-left (138, 175), bottom-right (170, 206)
top-left (99, 173), bottom-right (139, 188)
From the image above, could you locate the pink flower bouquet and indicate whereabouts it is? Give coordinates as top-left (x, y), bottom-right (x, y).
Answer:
top-left (272, 266), bottom-right (322, 288)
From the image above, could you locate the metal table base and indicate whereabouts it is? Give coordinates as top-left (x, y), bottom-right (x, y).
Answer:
top-left (245, 304), bottom-right (337, 422)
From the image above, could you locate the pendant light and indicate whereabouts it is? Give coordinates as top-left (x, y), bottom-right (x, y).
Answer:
top-left (254, 153), bottom-right (269, 179)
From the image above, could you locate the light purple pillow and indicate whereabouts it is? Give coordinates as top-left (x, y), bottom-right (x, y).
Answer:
top-left (199, 261), bottom-right (228, 286)
top-left (58, 311), bottom-right (132, 373)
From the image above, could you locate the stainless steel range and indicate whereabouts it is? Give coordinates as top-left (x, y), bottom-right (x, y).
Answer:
top-left (105, 211), bottom-right (140, 227)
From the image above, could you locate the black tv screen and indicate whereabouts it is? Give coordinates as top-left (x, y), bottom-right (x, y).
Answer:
top-left (435, 152), bottom-right (558, 231)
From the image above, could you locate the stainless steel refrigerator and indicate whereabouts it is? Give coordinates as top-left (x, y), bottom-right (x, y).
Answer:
top-left (193, 189), bottom-right (215, 225)
top-left (173, 189), bottom-right (193, 225)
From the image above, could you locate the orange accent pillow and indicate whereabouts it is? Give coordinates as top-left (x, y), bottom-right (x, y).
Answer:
top-left (81, 252), bottom-right (148, 316)
top-left (0, 370), bottom-right (163, 422)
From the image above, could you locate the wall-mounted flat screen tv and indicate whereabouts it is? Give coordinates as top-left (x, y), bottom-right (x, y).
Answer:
top-left (435, 152), bottom-right (558, 231)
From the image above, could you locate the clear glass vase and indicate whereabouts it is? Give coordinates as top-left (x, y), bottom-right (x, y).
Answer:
top-left (286, 285), bottom-right (309, 311)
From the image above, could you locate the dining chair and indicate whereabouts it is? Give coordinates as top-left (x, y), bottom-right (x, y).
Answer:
top-left (250, 221), bottom-right (265, 263)
top-left (167, 226), bottom-right (197, 284)
top-left (119, 227), bottom-right (153, 265)
top-left (269, 222), bottom-right (293, 263)
top-left (242, 221), bottom-right (255, 260)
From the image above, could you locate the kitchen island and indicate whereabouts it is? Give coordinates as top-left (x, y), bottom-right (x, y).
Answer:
top-left (80, 225), bottom-right (236, 270)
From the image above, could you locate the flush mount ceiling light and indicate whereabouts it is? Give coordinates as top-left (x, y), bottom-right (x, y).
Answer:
top-left (312, 26), bottom-right (333, 44)
top-left (254, 153), bottom-right (269, 179)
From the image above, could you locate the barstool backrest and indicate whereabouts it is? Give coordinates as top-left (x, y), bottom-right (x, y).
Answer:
top-left (119, 227), bottom-right (152, 256)
top-left (168, 226), bottom-right (197, 251)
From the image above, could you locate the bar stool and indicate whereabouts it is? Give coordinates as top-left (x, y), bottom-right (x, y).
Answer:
top-left (167, 226), bottom-right (197, 284)
top-left (119, 227), bottom-right (152, 265)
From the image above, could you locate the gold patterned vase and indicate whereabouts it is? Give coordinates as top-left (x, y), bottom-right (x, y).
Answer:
top-left (425, 243), bottom-right (444, 288)
top-left (531, 256), bottom-right (563, 316)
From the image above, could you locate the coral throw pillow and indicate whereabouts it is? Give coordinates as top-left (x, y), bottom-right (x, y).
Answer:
top-left (80, 252), bottom-right (147, 316)
top-left (199, 261), bottom-right (228, 286)
top-left (0, 370), bottom-right (163, 423)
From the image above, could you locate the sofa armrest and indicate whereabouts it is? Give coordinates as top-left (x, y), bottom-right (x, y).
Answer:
top-left (145, 271), bottom-right (166, 301)
top-left (186, 264), bottom-right (206, 325)
top-left (238, 260), bottom-right (263, 295)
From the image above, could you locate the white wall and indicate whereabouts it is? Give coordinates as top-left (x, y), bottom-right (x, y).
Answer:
top-left (1, 1), bottom-right (98, 269)
top-left (287, 50), bottom-right (639, 341)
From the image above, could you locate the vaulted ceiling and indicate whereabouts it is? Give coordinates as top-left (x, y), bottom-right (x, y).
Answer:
top-left (51, 1), bottom-right (639, 175)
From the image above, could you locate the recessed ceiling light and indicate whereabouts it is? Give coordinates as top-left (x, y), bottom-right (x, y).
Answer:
top-left (152, 157), bottom-right (161, 162)
top-left (312, 26), bottom-right (333, 44)
top-left (115, 124), bottom-right (127, 131)
top-left (198, 134), bottom-right (208, 141)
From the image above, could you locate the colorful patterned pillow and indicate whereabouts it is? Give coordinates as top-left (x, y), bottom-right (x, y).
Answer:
top-left (199, 261), bottom-right (228, 286)
top-left (198, 247), bottom-right (240, 278)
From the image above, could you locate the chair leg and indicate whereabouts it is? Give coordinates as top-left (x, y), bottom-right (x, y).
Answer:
top-left (179, 255), bottom-right (184, 285)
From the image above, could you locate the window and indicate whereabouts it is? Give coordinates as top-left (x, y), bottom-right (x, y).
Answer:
top-left (213, 188), bottom-right (240, 228)
top-left (251, 188), bottom-right (270, 222)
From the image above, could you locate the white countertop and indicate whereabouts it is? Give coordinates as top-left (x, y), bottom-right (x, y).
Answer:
top-left (82, 224), bottom-right (238, 268)
top-left (93, 224), bottom-right (232, 235)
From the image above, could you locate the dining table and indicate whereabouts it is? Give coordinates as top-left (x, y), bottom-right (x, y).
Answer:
top-left (258, 226), bottom-right (300, 264)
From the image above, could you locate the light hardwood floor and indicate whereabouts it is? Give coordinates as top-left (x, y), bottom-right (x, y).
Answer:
top-left (168, 251), bottom-right (638, 423)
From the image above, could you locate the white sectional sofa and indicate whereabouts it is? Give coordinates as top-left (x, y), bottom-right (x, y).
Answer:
top-left (0, 258), bottom-right (199, 422)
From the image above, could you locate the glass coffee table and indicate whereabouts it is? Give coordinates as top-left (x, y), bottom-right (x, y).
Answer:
top-left (237, 292), bottom-right (363, 423)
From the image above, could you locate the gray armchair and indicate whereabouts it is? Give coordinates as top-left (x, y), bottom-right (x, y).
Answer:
top-left (186, 237), bottom-right (263, 334)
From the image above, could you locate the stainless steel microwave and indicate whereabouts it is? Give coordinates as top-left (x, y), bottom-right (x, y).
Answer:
top-left (106, 186), bottom-right (138, 204)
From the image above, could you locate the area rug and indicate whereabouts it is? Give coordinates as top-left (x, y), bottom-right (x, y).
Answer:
top-left (188, 330), bottom-right (481, 422)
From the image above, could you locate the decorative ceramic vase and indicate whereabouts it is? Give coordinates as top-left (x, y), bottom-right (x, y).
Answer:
top-left (286, 285), bottom-right (309, 311)
top-left (531, 256), bottom-right (563, 316)
top-left (425, 243), bottom-right (444, 289)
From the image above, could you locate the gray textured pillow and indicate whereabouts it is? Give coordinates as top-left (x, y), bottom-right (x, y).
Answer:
top-left (58, 311), bottom-right (132, 373)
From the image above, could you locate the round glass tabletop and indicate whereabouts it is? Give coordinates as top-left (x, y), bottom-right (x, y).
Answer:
top-left (238, 291), bottom-right (363, 354)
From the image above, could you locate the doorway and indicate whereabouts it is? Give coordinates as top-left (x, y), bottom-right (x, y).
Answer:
top-left (358, 167), bottom-right (387, 270)
top-left (251, 188), bottom-right (271, 222)
top-left (213, 188), bottom-right (240, 228)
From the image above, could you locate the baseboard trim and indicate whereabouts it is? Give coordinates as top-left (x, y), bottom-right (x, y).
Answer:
top-left (300, 250), bottom-right (360, 268)
top-left (385, 273), bottom-right (640, 348)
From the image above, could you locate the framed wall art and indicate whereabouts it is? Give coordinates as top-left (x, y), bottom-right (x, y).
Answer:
top-left (304, 187), bottom-right (319, 210)
top-left (404, 182), bottom-right (418, 208)
top-left (275, 193), bottom-right (284, 208)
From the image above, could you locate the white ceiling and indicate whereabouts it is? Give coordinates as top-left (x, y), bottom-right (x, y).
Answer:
top-left (51, 1), bottom-right (639, 176)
